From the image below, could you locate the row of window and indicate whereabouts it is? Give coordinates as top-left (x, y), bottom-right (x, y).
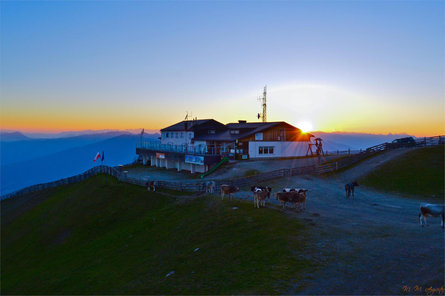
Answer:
top-left (259, 146), bottom-right (274, 154)
top-left (164, 132), bottom-right (193, 139)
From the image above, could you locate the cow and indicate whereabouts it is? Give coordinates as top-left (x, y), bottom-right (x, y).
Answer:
top-left (146, 181), bottom-right (156, 192)
top-left (220, 184), bottom-right (239, 200)
top-left (205, 181), bottom-right (216, 193)
top-left (275, 191), bottom-right (297, 209)
top-left (345, 181), bottom-right (359, 198)
top-left (253, 190), bottom-right (270, 208)
top-left (251, 186), bottom-right (272, 200)
top-left (251, 186), bottom-right (272, 208)
top-left (290, 190), bottom-right (307, 211)
top-left (419, 204), bottom-right (444, 228)
top-left (276, 190), bottom-right (307, 210)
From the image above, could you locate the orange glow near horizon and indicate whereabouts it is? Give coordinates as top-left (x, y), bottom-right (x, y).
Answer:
top-left (1, 84), bottom-right (444, 137)
top-left (1, 117), bottom-right (444, 137)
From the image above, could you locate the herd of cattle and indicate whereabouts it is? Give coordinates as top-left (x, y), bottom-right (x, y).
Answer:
top-left (219, 183), bottom-right (308, 211)
top-left (146, 180), bottom-right (444, 228)
top-left (211, 181), bottom-right (445, 228)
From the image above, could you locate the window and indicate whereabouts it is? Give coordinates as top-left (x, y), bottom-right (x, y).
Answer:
top-left (208, 130), bottom-right (216, 134)
top-left (180, 132), bottom-right (183, 138)
top-left (255, 132), bottom-right (263, 141)
top-left (166, 133), bottom-right (169, 138)
top-left (189, 132), bottom-right (193, 138)
top-left (230, 130), bottom-right (240, 134)
top-left (259, 146), bottom-right (274, 155)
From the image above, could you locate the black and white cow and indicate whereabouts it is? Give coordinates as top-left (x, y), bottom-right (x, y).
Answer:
top-left (419, 204), bottom-right (444, 228)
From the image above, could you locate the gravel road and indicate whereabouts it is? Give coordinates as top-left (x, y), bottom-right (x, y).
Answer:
top-left (226, 148), bottom-right (445, 295)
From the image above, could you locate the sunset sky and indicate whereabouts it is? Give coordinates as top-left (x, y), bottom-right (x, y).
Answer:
top-left (1, 1), bottom-right (444, 136)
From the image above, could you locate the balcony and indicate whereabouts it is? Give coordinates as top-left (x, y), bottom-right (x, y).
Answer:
top-left (137, 141), bottom-right (219, 155)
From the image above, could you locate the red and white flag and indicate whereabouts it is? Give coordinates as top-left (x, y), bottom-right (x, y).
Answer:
top-left (93, 152), bottom-right (101, 162)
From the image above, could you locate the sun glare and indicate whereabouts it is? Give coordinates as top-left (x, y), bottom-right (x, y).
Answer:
top-left (297, 121), bottom-right (313, 133)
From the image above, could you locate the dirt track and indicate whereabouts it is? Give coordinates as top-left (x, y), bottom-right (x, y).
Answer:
top-left (228, 149), bottom-right (445, 295)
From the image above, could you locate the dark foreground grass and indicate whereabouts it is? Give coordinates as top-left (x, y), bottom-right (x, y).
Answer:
top-left (360, 146), bottom-right (444, 199)
top-left (1, 175), bottom-right (313, 294)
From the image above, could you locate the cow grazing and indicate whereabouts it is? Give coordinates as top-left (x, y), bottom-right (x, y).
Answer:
top-left (419, 204), bottom-right (444, 228)
top-left (146, 181), bottom-right (156, 192)
top-left (345, 181), bottom-right (359, 198)
top-left (205, 181), bottom-right (216, 193)
top-left (220, 184), bottom-right (239, 200)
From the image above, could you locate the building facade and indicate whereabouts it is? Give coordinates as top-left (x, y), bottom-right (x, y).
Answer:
top-left (136, 119), bottom-right (313, 173)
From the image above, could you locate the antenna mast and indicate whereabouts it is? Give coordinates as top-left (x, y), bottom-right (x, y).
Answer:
top-left (262, 85), bottom-right (267, 122)
top-left (257, 85), bottom-right (267, 122)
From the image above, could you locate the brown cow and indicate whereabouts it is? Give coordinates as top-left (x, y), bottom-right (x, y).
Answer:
top-left (419, 204), bottom-right (444, 228)
top-left (289, 190), bottom-right (307, 211)
top-left (276, 190), bottom-right (307, 210)
top-left (253, 189), bottom-right (270, 208)
top-left (220, 184), bottom-right (239, 200)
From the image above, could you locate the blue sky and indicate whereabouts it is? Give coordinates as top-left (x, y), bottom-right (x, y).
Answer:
top-left (1, 1), bottom-right (444, 135)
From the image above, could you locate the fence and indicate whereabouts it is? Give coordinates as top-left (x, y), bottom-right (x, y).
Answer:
top-left (1, 165), bottom-right (122, 200)
top-left (2, 135), bottom-right (443, 200)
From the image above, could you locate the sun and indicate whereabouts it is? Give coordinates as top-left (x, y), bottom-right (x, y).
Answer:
top-left (297, 121), bottom-right (313, 133)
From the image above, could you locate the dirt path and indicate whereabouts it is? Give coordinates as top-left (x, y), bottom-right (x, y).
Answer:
top-left (225, 149), bottom-right (444, 295)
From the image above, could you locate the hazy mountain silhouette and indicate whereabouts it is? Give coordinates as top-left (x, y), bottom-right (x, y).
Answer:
top-left (0, 131), bottom-right (31, 142)
top-left (0, 134), bottom-right (155, 195)
top-left (1, 132), bottom-right (159, 166)
top-left (311, 132), bottom-right (414, 151)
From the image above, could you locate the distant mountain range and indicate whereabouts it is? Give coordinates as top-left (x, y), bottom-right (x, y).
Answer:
top-left (0, 131), bottom-right (160, 196)
top-left (311, 132), bottom-right (414, 151)
top-left (0, 131), bottom-right (31, 142)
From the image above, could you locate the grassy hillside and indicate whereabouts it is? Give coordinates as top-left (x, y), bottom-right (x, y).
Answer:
top-left (1, 175), bottom-right (313, 294)
top-left (360, 146), bottom-right (444, 198)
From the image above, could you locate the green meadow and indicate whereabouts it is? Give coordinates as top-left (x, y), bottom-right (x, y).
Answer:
top-left (1, 175), bottom-right (313, 295)
top-left (360, 146), bottom-right (444, 199)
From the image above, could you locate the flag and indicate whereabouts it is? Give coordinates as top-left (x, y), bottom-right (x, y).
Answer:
top-left (101, 150), bottom-right (104, 162)
top-left (93, 152), bottom-right (101, 162)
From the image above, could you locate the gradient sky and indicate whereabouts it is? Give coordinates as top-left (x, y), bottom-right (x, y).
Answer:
top-left (1, 1), bottom-right (444, 136)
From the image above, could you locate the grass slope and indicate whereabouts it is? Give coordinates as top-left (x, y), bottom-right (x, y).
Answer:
top-left (1, 175), bottom-right (313, 294)
top-left (360, 146), bottom-right (444, 198)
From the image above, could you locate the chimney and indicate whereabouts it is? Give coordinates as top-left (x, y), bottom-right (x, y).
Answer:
top-left (238, 120), bottom-right (247, 123)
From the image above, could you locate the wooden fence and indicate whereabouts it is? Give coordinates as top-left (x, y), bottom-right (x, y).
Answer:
top-left (2, 135), bottom-right (443, 199)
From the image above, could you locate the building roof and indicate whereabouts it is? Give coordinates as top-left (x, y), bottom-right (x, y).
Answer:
top-left (162, 119), bottom-right (313, 141)
top-left (160, 119), bottom-right (214, 132)
top-left (226, 121), bottom-right (281, 129)
top-left (196, 121), bottom-right (313, 141)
